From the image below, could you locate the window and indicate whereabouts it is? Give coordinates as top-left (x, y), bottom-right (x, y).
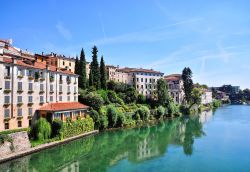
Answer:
top-left (74, 86), bottom-right (76, 93)
top-left (4, 109), bottom-right (10, 118)
top-left (137, 85), bottom-right (139, 89)
top-left (5, 123), bottom-right (9, 130)
top-left (137, 78), bottom-right (139, 82)
top-left (59, 85), bottom-right (62, 92)
top-left (29, 83), bottom-right (33, 91)
top-left (4, 96), bottom-right (10, 104)
top-left (17, 108), bottom-right (22, 116)
top-left (141, 78), bottom-right (143, 82)
top-left (29, 120), bottom-right (32, 126)
top-left (50, 96), bottom-right (53, 102)
top-left (59, 96), bottom-right (62, 101)
top-left (67, 86), bottom-right (70, 92)
top-left (17, 96), bottom-right (22, 103)
top-left (5, 66), bottom-right (10, 77)
top-left (63, 61), bottom-right (65, 65)
top-left (67, 96), bottom-right (70, 101)
top-left (74, 96), bottom-right (77, 101)
top-left (146, 85), bottom-right (148, 89)
top-left (28, 108), bottom-right (32, 116)
top-left (28, 70), bottom-right (33, 77)
top-left (18, 82), bottom-right (22, 90)
top-left (28, 96), bottom-right (32, 103)
top-left (69, 62), bottom-right (71, 66)
top-left (40, 84), bottom-right (44, 91)
top-left (141, 85), bottom-right (143, 89)
top-left (60, 75), bottom-right (62, 81)
top-left (50, 84), bottom-right (53, 92)
top-left (150, 79), bottom-right (152, 83)
top-left (5, 81), bottom-right (10, 90)
top-left (17, 68), bottom-right (23, 76)
top-left (18, 121), bottom-right (22, 128)
top-left (145, 78), bottom-right (147, 83)
top-left (40, 96), bottom-right (44, 103)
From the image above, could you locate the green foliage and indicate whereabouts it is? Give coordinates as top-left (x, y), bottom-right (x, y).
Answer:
top-left (89, 110), bottom-right (101, 129)
top-left (106, 105), bottom-right (119, 127)
top-left (89, 70), bottom-right (94, 87)
top-left (124, 87), bottom-right (138, 103)
top-left (157, 78), bottom-right (170, 106)
top-left (79, 48), bottom-right (87, 89)
top-left (117, 112), bottom-right (126, 127)
top-left (51, 119), bottom-right (63, 138)
top-left (156, 106), bottom-right (165, 119)
top-left (100, 56), bottom-right (107, 90)
top-left (90, 46), bottom-right (100, 89)
top-left (212, 100), bottom-right (222, 108)
top-left (99, 115), bottom-right (109, 130)
top-left (134, 106), bottom-right (150, 121)
top-left (137, 94), bottom-right (146, 104)
top-left (0, 134), bottom-right (13, 145)
top-left (32, 118), bottom-right (51, 141)
top-left (190, 88), bottom-right (202, 107)
top-left (167, 101), bottom-right (180, 116)
top-left (35, 72), bottom-right (40, 80)
top-left (97, 89), bottom-right (110, 104)
top-left (182, 67), bottom-right (193, 104)
top-left (79, 91), bottom-right (104, 110)
top-left (62, 116), bottom-right (94, 138)
top-left (107, 90), bottom-right (124, 105)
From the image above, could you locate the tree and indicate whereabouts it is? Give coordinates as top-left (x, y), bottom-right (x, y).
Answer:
top-left (100, 56), bottom-right (107, 90)
top-left (79, 49), bottom-right (87, 89)
top-left (182, 67), bottom-right (193, 104)
top-left (190, 88), bottom-right (202, 107)
top-left (157, 78), bottom-right (170, 106)
top-left (90, 46), bottom-right (100, 89)
top-left (89, 70), bottom-right (93, 87)
top-left (75, 55), bottom-right (79, 75)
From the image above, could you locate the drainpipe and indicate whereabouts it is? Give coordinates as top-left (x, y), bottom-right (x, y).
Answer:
top-left (11, 59), bottom-right (15, 118)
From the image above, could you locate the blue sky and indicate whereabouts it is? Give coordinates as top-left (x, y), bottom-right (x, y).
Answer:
top-left (1, 0), bottom-right (250, 89)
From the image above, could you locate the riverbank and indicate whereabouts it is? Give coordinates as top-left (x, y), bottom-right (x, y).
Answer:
top-left (0, 130), bottom-right (98, 164)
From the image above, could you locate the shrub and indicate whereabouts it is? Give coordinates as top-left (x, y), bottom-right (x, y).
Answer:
top-left (135, 106), bottom-right (150, 121)
top-left (107, 90), bottom-right (124, 105)
top-left (124, 87), bottom-right (138, 103)
top-left (167, 101), bottom-right (180, 116)
top-left (106, 105), bottom-right (119, 127)
top-left (0, 134), bottom-right (13, 145)
top-left (97, 90), bottom-right (110, 104)
top-left (33, 118), bottom-right (51, 141)
top-left (116, 112), bottom-right (126, 127)
top-left (89, 110), bottom-right (101, 129)
top-left (156, 106), bottom-right (165, 119)
top-left (99, 115), bottom-right (109, 130)
top-left (79, 92), bottom-right (104, 110)
top-left (51, 119), bottom-right (63, 138)
top-left (137, 94), bottom-right (146, 104)
top-left (213, 100), bottom-right (222, 108)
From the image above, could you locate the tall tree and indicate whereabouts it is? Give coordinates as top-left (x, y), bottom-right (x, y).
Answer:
top-left (75, 55), bottom-right (79, 75)
top-left (89, 69), bottom-right (93, 87)
top-left (79, 49), bottom-right (87, 89)
top-left (100, 56), bottom-right (107, 90)
top-left (90, 46), bottom-right (100, 89)
top-left (156, 78), bottom-right (170, 106)
top-left (182, 67), bottom-right (193, 104)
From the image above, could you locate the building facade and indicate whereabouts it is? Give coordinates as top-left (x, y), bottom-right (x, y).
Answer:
top-left (164, 74), bottom-right (185, 104)
top-left (201, 89), bottom-right (213, 105)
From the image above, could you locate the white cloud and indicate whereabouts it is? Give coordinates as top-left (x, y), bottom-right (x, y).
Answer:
top-left (56, 22), bottom-right (72, 40)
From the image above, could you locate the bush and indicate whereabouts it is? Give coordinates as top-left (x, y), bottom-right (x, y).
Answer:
top-left (99, 115), bottom-right (109, 130)
top-left (134, 106), bottom-right (150, 121)
top-left (213, 100), bottom-right (222, 108)
top-left (0, 134), bottom-right (13, 145)
top-left (51, 119), bottom-right (63, 138)
top-left (156, 106), bottom-right (165, 119)
top-left (137, 94), bottom-right (146, 104)
top-left (32, 118), bottom-right (51, 141)
top-left (167, 101), bottom-right (180, 116)
top-left (106, 105), bottom-right (119, 127)
top-left (116, 112), bottom-right (126, 127)
top-left (89, 110), bottom-right (100, 129)
top-left (79, 92), bottom-right (104, 110)
top-left (124, 87), bottom-right (138, 103)
top-left (107, 90), bottom-right (124, 105)
top-left (97, 90), bottom-right (110, 104)
top-left (62, 116), bottom-right (94, 138)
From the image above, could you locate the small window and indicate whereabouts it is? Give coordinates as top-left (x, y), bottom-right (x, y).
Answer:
top-left (18, 82), bottom-right (22, 90)
top-left (63, 61), bottom-right (65, 65)
top-left (5, 81), bottom-right (10, 90)
top-left (4, 109), bottom-right (10, 118)
top-left (29, 83), bottom-right (33, 91)
top-left (141, 78), bottom-right (143, 82)
top-left (28, 108), bottom-right (32, 116)
top-left (5, 123), bottom-right (9, 130)
top-left (40, 96), bottom-right (44, 103)
top-left (29, 120), bottom-right (32, 126)
top-left (50, 96), bottom-right (53, 102)
top-left (59, 96), bottom-right (62, 101)
top-left (50, 84), bottom-right (53, 92)
top-left (4, 96), bottom-right (10, 104)
top-left (18, 121), bottom-right (22, 128)
top-left (28, 96), bottom-right (32, 103)
top-left (40, 84), bottom-right (44, 91)
top-left (17, 96), bottom-right (22, 103)
top-left (67, 96), bottom-right (70, 101)
top-left (17, 108), bottom-right (22, 116)
top-left (69, 62), bottom-right (71, 66)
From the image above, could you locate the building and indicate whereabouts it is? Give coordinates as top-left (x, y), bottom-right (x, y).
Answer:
top-left (164, 74), bottom-right (185, 104)
top-left (201, 89), bottom-right (213, 105)
top-left (106, 66), bottom-right (164, 98)
top-left (0, 39), bottom-right (88, 132)
top-left (211, 85), bottom-right (240, 95)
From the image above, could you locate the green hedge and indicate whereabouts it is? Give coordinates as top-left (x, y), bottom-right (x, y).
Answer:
top-left (62, 115), bottom-right (94, 138)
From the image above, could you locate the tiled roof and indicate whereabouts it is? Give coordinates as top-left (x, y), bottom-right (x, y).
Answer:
top-left (39, 102), bottom-right (89, 111)
top-left (118, 67), bottom-right (163, 74)
top-left (164, 74), bottom-right (182, 81)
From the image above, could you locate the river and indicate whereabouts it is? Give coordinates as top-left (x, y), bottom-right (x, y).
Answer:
top-left (1, 105), bottom-right (250, 172)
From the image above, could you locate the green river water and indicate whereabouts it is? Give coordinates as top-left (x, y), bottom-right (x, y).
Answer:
top-left (0, 105), bottom-right (250, 172)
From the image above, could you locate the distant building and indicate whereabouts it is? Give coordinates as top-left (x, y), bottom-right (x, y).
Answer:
top-left (201, 89), bottom-right (213, 105)
top-left (164, 74), bottom-right (185, 104)
top-left (211, 85), bottom-right (240, 95)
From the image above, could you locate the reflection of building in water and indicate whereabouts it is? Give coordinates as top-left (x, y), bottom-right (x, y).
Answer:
top-left (199, 110), bottom-right (213, 124)
top-left (58, 161), bottom-right (79, 172)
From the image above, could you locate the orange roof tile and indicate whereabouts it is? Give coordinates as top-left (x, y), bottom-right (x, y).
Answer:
top-left (39, 102), bottom-right (89, 111)
top-left (164, 74), bottom-right (182, 81)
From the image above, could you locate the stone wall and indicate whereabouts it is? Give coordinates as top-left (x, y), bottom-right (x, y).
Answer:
top-left (0, 131), bottom-right (31, 157)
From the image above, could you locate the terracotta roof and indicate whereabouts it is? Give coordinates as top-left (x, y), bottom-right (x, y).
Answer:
top-left (118, 67), bottom-right (163, 74)
top-left (39, 102), bottom-right (89, 111)
top-left (164, 74), bottom-right (182, 81)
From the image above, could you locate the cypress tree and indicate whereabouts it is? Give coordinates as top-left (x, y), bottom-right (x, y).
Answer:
top-left (75, 55), bottom-right (79, 75)
top-left (90, 46), bottom-right (100, 89)
top-left (182, 67), bottom-right (193, 104)
top-left (100, 56), bottom-right (107, 90)
top-left (79, 48), bottom-right (87, 89)
top-left (89, 69), bottom-right (93, 87)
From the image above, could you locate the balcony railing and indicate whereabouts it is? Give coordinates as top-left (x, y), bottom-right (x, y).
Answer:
top-left (17, 90), bottom-right (23, 94)
top-left (4, 89), bottom-right (11, 94)
top-left (4, 73), bottom-right (11, 79)
top-left (28, 102), bottom-right (33, 106)
top-left (28, 90), bottom-right (34, 94)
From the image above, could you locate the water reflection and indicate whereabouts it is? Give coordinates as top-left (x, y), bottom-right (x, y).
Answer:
top-left (1, 112), bottom-right (209, 172)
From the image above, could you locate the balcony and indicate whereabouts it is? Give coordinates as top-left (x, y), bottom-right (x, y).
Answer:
top-left (28, 90), bottom-right (34, 94)
top-left (4, 74), bottom-right (11, 79)
top-left (17, 75), bottom-right (24, 79)
top-left (4, 89), bottom-right (11, 94)
top-left (17, 102), bottom-right (23, 107)
top-left (59, 91), bottom-right (63, 94)
top-left (4, 115), bottom-right (11, 121)
top-left (28, 76), bottom-right (34, 80)
top-left (39, 90), bottom-right (45, 94)
top-left (28, 102), bottom-right (33, 106)
top-left (67, 92), bottom-right (71, 95)
top-left (50, 76), bottom-right (55, 82)
top-left (3, 103), bottom-right (10, 107)
top-left (39, 102), bottom-right (44, 105)
top-left (74, 92), bottom-right (77, 95)
top-left (59, 80), bottom-right (63, 84)
top-left (17, 90), bottom-right (23, 94)
top-left (17, 115), bottom-right (23, 119)
top-left (40, 78), bottom-right (45, 81)
top-left (67, 80), bottom-right (71, 84)
top-left (50, 90), bottom-right (54, 94)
